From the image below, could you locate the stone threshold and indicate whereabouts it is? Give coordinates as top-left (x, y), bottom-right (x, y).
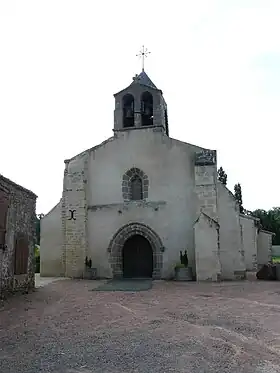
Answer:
top-left (88, 200), bottom-right (167, 211)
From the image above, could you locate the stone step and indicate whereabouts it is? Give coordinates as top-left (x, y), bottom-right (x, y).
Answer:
top-left (246, 271), bottom-right (257, 281)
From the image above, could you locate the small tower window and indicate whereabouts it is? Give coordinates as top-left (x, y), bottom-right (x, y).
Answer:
top-left (122, 94), bottom-right (135, 128)
top-left (130, 175), bottom-right (143, 200)
top-left (141, 92), bottom-right (153, 126)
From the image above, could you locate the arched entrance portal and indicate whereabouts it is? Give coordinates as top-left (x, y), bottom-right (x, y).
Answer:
top-left (122, 235), bottom-right (153, 278)
top-left (108, 223), bottom-right (163, 279)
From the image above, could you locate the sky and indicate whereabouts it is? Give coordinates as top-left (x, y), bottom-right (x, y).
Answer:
top-left (0, 0), bottom-right (279, 214)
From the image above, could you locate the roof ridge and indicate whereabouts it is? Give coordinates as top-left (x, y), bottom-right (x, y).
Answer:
top-left (130, 70), bottom-right (158, 89)
top-left (194, 210), bottom-right (220, 228)
top-left (0, 174), bottom-right (37, 198)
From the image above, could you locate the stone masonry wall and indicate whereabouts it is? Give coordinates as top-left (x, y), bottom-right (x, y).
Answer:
top-left (194, 152), bottom-right (221, 281)
top-left (62, 155), bottom-right (89, 278)
top-left (240, 215), bottom-right (258, 271)
top-left (257, 230), bottom-right (273, 268)
top-left (194, 213), bottom-right (221, 281)
top-left (217, 183), bottom-right (246, 280)
top-left (0, 174), bottom-right (37, 298)
top-left (194, 164), bottom-right (218, 219)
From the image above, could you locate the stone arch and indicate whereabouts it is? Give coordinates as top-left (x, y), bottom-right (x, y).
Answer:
top-left (122, 94), bottom-right (135, 128)
top-left (108, 222), bottom-right (163, 279)
top-left (122, 168), bottom-right (149, 201)
top-left (141, 91), bottom-right (153, 126)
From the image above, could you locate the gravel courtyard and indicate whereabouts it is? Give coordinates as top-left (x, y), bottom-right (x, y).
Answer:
top-left (1, 279), bottom-right (280, 373)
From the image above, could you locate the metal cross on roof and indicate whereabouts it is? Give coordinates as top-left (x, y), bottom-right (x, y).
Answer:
top-left (136, 45), bottom-right (151, 72)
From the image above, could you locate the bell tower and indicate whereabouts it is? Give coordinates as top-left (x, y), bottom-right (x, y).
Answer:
top-left (113, 47), bottom-right (169, 136)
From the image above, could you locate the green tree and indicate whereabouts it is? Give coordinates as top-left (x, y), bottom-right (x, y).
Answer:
top-left (218, 169), bottom-right (279, 244)
top-left (35, 213), bottom-right (44, 245)
top-left (252, 207), bottom-right (280, 245)
top-left (217, 167), bottom-right (227, 185)
top-left (234, 183), bottom-right (244, 214)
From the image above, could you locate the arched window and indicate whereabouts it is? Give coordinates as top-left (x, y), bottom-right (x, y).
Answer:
top-left (122, 94), bottom-right (135, 128)
top-left (122, 168), bottom-right (149, 201)
top-left (141, 91), bottom-right (153, 126)
top-left (130, 175), bottom-right (143, 200)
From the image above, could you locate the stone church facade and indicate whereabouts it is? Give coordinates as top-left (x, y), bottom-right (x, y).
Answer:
top-left (40, 70), bottom-right (273, 281)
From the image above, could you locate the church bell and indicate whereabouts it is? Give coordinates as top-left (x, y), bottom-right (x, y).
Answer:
top-left (126, 108), bottom-right (133, 118)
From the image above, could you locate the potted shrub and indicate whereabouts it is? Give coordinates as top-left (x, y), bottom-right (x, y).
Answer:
top-left (83, 256), bottom-right (97, 280)
top-left (174, 250), bottom-right (193, 281)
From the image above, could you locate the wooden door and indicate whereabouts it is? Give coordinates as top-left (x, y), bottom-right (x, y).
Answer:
top-left (0, 187), bottom-right (9, 250)
top-left (122, 235), bottom-right (153, 278)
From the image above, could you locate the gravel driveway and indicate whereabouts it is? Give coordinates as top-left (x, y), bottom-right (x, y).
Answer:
top-left (1, 280), bottom-right (280, 372)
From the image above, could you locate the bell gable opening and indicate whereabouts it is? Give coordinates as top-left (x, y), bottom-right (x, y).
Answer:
top-left (141, 91), bottom-right (153, 126)
top-left (122, 94), bottom-right (135, 128)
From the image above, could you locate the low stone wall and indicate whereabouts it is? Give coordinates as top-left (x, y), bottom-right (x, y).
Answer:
top-left (257, 230), bottom-right (273, 267)
top-left (0, 174), bottom-right (37, 298)
top-left (272, 245), bottom-right (280, 258)
top-left (240, 214), bottom-right (258, 271)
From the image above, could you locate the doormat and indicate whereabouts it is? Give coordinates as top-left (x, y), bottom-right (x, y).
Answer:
top-left (92, 279), bottom-right (153, 292)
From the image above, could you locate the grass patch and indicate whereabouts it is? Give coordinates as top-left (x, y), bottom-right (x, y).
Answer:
top-left (272, 256), bottom-right (280, 264)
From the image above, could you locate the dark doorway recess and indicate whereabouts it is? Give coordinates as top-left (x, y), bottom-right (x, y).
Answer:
top-left (122, 235), bottom-right (153, 278)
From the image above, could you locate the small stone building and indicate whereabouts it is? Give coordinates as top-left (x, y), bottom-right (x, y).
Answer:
top-left (40, 69), bottom-right (274, 281)
top-left (0, 174), bottom-right (37, 298)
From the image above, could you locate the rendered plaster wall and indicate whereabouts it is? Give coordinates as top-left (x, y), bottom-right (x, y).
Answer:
top-left (240, 215), bottom-right (258, 271)
top-left (86, 129), bottom-right (205, 279)
top-left (257, 230), bottom-right (273, 267)
top-left (40, 201), bottom-right (63, 277)
top-left (217, 183), bottom-right (245, 280)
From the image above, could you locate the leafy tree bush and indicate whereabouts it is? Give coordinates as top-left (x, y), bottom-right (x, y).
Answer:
top-left (251, 208), bottom-right (280, 245)
top-left (218, 167), bottom-right (227, 185)
top-left (234, 183), bottom-right (244, 214)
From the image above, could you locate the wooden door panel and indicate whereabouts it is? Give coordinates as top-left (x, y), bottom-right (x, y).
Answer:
top-left (0, 188), bottom-right (9, 247)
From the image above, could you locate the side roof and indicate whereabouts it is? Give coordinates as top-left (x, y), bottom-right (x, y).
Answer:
top-left (114, 70), bottom-right (162, 96)
top-left (259, 229), bottom-right (276, 236)
top-left (194, 210), bottom-right (220, 228)
top-left (0, 173), bottom-right (37, 198)
top-left (240, 213), bottom-right (260, 222)
top-left (43, 199), bottom-right (62, 218)
top-left (65, 133), bottom-right (216, 163)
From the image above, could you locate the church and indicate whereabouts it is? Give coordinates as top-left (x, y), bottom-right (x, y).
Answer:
top-left (40, 67), bottom-right (273, 281)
